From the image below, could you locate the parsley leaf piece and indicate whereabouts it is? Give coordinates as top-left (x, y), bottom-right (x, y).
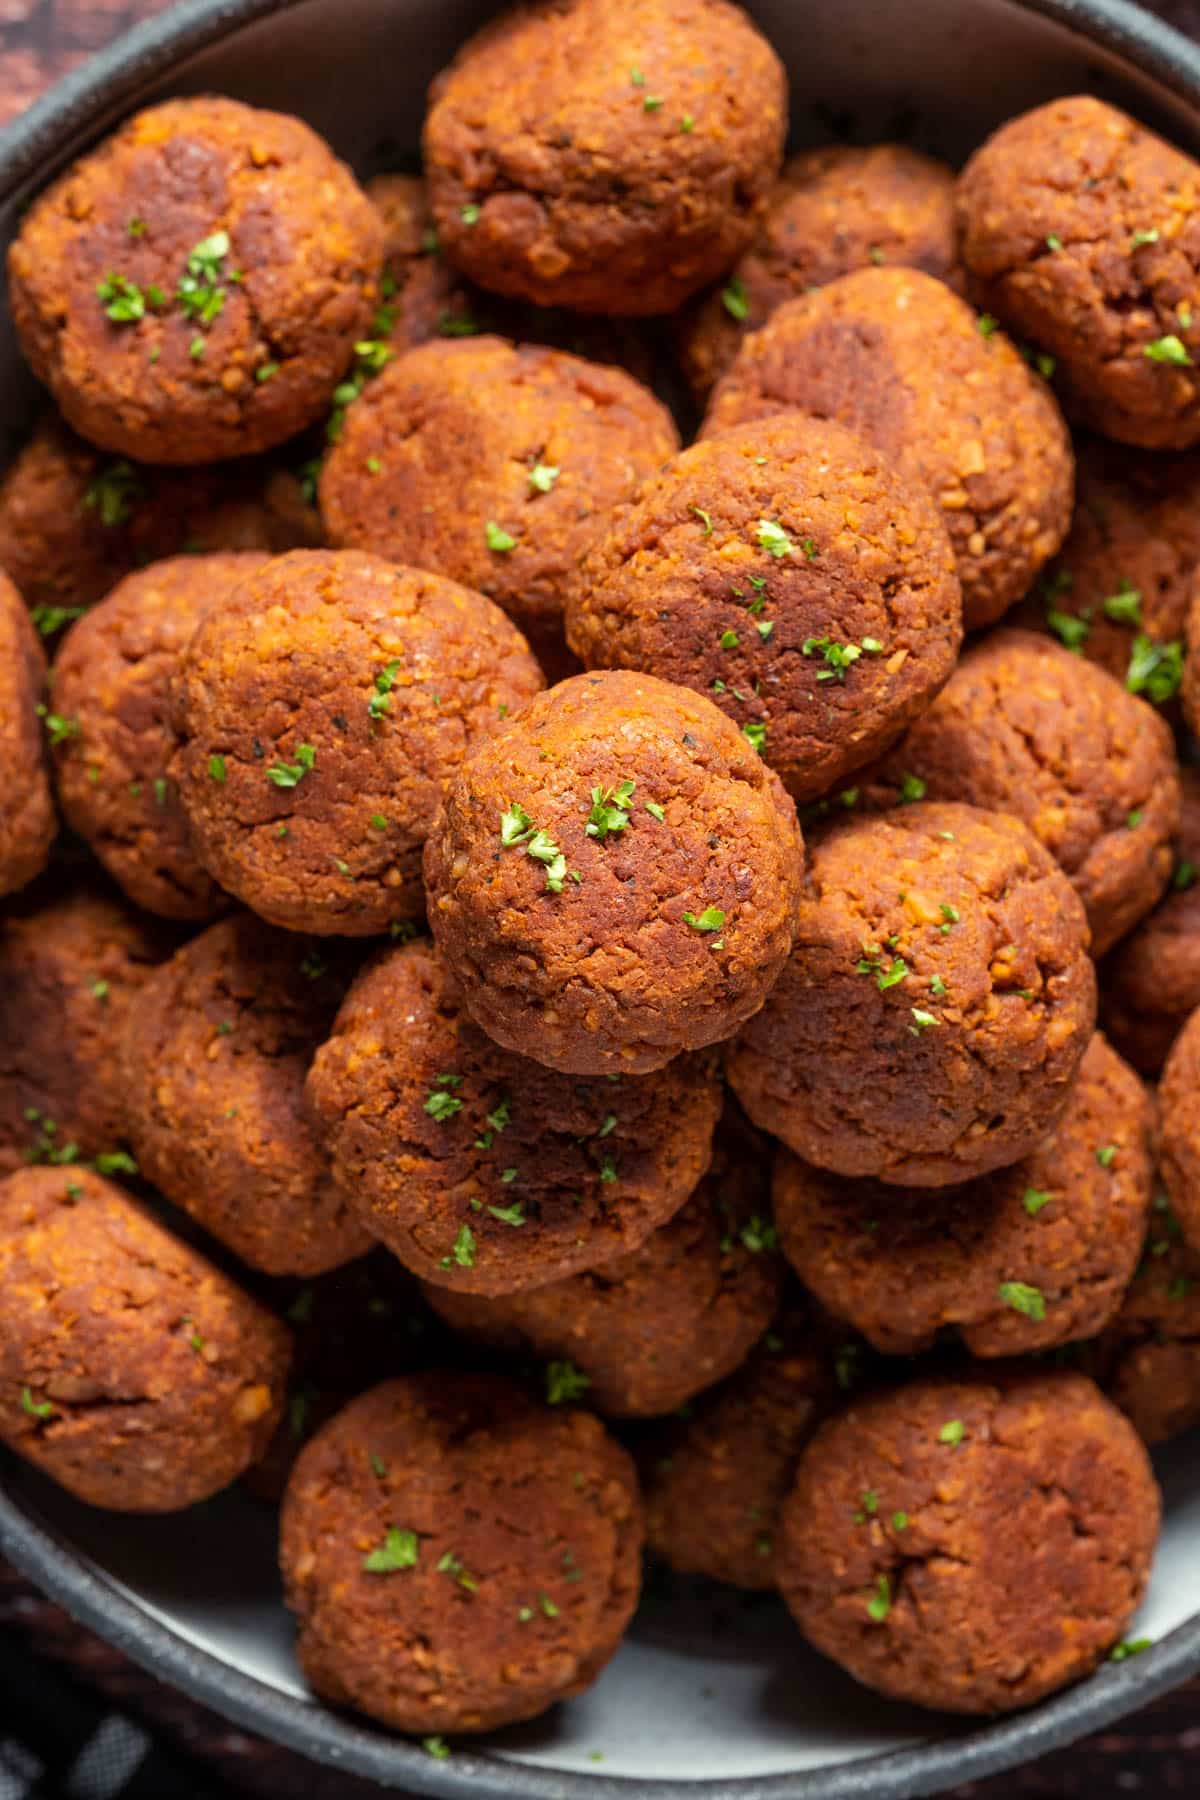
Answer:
top-left (266, 744), bottom-right (316, 788)
top-left (682, 907), bottom-right (725, 932)
top-left (998, 1280), bottom-right (1046, 1320)
top-left (722, 276), bottom-right (750, 321)
top-left (485, 520), bottom-right (516, 552)
top-left (586, 779), bottom-right (636, 840)
top-left (757, 518), bottom-right (792, 558)
top-left (363, 1526), bottom-right (418, 1574)
top-left (1145, 333), bottom-right (1192, 365)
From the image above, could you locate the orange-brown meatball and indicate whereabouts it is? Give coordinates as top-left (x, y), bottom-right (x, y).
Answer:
top-left (1155, 1005), bottom-right (1200, 1254)
top-left (0, 569), bottom-right (54, 896)
top-left (1097, 1193), bottom-right (1200, 1445)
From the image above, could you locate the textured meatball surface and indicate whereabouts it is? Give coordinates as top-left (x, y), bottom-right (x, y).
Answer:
top-left (1097, 1194), bottom-right (1200, 1446)
top-left (777, 1369), bottom-right (1160, 1714)
top-left (0, 569), bottom-right (54, 897)
top-left (1104, 765), bottom-right (1200, 1074)
top-left (1156, 1005), bottom-right (1200, 1254)
top-left (565, 414), bottom-right (962, 803)
top-left (424, 670), bottom-right (805, 1074)
top-left (726, 803), bottom-right (1097, 1186)
top-left (703, 266), bottom-right (1074, 630)
top-left (280, 1373), bottom-right (643, 1733)
top-left (0, 1166), bottom-right (290, 1511)
top-left (169, 549), bottom-right (543, 935)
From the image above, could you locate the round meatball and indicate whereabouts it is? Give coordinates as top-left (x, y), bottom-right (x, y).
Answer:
top-left (280, 1372), bottom-right (643, 1733)
top-left (121, 915), bottom-right (373, 1277)
top-left (50, 553), bottom-right (271, 919)
top-left (1154, 1005), bottom-right (1200, 1253)
top-left (679, 144), bottom-right (961, 402)
top-left (1097, 1194), bottom-right (1200, 1445)
top-left (1183, 572), bottom-right (1200, 735)
top-left (726, 803), bottom-right (1097, 1186)
top-left (0, 885), bottom-right (180, 1174)
top-left (1103, 766), bottom-right (1200, 1074)
top-left (320, 336), bottom-right (679, 642)
top-left (703, 266), bottom-right (1074, 631)
top-left (419, 1115), bottom-right (782, 1412)
top-left (859, 629), bottom-right (1180, 957)
top-left (565, 414), bottom-right (962, 804)
top-left (777, 1368), bottom-right (1160, 1714)
top-left (0, 569), bottom-right (54, 896)
top-left (424, 669), bottom-right (805, 1075)
top-left (168, 549), bottom-right (543, 936)
top-left (422, 0), bottom-right (787, 315)
top-left (957, 96), bottom-right (1200, 450)
top-left (0, 1166), bottom-right (290, 1511)
top-left (305, 936), bottom-right (723, 1292)
top-left (8, 97), bottom-right (383, 463)
top-left (774, 1034), bottom-right (1152, 1357)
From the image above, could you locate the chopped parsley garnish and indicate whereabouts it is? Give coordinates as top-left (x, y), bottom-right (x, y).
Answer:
top-left (20, 1387), bottom-right (53, 1420)
top-left (999, 1280), bottom-right (1046, 1320)
top-left (96, 272), bottom-right (148, 323)
top-left (424, 1074), bottom-right (464, 1122)
top-left (501, 803), bottom-right (535, 846)
top-left (1126, 634), bottom-right (1183, 703)
top-left (855, 1490), bottom-right (879, 1520)
top-left (938, 1419), bottom-right (965, 1447)
top-left (370, 1454), bottom-right (388, 1478)
top-left (529, 463), bottom-right (560, 493)
top-left (1145, 334), bottom-right (1192, 365)
top-left (757, 518), bottom-right (792, 558)
top-left (363, 1527), bottom-right (419, 1573)
top-left (256, 362), bottom-right (279, 383)
top-left (1096, 1144), bottom-right (1117, 1168)
top-left (802, 636), bottom-right (863, 680)
top-left (643, 94), bottom-right (664, 112)
top-left (909, 1008), bottom-right (937, 1034)
top-left (929, 974), bottom-right (947, 998)
top-left (93, 1151), bottom-right (137, 1176)
top-left (891, 1512), bottom-right (909, 1532)
top-left (866, 1575), bottom-right (891, 1622)
top-left (739, 1216), bottom-right (778, 1253)
top-left (436, 1550), bottom-right (479, 1591)
top-left (36, 706), bottom-right (79, 748)
top-left (488, 1201), bottom-right (525, 1226)
top-left (546, 1360), bottom-right (591, 1405)
top-left (1047, 609), bottom-right (1090, 652)
top-left (586, 779), bottom-right (636, 840)
top-left (208, 754), bottom-right (227, 784)
top-left (444, 1224), bottom-right (475, 1269)
top-left (682, 907), bottom-right (725, 932)
top-left (1130, 228), bottom-right (1160, 249)
top-left (369, 659), bottom-right (400, 720)
top-left (939, 903), bottom-right (960, 931)
top-left (1103, 578), bottom-right (1142, 625)
top-left (437, 310), bottom-right (479, 337)
top-left (485, 520), bottom-right (516, 552)
top-left (899, 773), bottom-right (926, 803)
top-left (690, 504), bottom-right (713, 535)
top-left (527, 829), bottom-right (568, 891)
top-left (599, 1154), bottom-right (618, 1183)
top-left (1023, 1187), bottom-right (1053, 1217)
top-left (31, 605), bottom-right (86, 636)
top-left (977, 313), bottom-right (999, 338)
top-left (1110, 1638), bottom-right (1153, 1661)
top-left (1045, 233), bottom-right (1063, 252)
top-left (460, 203), bottom-right (480, 225)
top-left (266, 744), bottom-right (316, 788)
top-left (539, 1593), bottom-right (559, 1618)
top-left (422, 1737), bottom-right (451, 1760)
top-left (722, 276), bottom-right (750, 322)
top-left (1175, 859), bottom-right (1197, 891)
top-left (1128, 809), bottom-right (1143, 830)
top-left (83, 461), bottom-right (143, 527)
top-left (742, 720), bottom-right (767, 753)
top-left (645, 801), bottom-right (665, 822)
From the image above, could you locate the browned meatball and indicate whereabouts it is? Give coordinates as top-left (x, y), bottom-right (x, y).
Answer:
top-left (419, 1114), bottom-right (781, 1412)
top-left (8, 97), bottom-right (383, 464)
top-left (320, 337), bottom-right (679, 643)
top-left (1155, 1005), bottom-right (1200, 1253)
top-left (50, 553), bottom-right (270, 919)
top-left (679, 144), bottom-right (962, 402)
top-left (725, 803), bottom-right (1097, 1186)
top-left (858, 630), bottom-right (1180, 957)
top-left (0, 417), bottom-right (320, 624)
top-left (121, 915), bottom-right (373, 1277)
top-left (1097, 1193), bottom-right (1200, 1445)
top-left (0, 885), bottom-right (180, 1175)
top-left (0, 1166), bottom-right (290, 1511)
top-left (774, 1034), bottom-right (1152, 1357)
top-left (565, 414), bottom-right (962, 804)
top-left (0, 569), bottom-right (54, 896)
top-left (1184, 571), bottom-right (1200, 735)
top-left (1103, 766), bottom-right (1200, 1074)
top-left (422, 0), bottom-right (787, 315)
top-left (957, 97), bottom-right (1200, 450)
top-left (305, 936), bottom-right (722, 1292)
top-left (279, 1372), bottom-right (642, 1733)
top-left (168, 549), bottom-right (543, 936)
top-left (703, 267), bottom-right (1074, 631)
top-left (777, 1369), bottom-right (1160, 1715)
top-left (424, 670), bottom-right (805, 1075)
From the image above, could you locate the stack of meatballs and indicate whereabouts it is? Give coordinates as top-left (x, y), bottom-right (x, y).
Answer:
top-left (4, 0), bottom-right (1200, 1752)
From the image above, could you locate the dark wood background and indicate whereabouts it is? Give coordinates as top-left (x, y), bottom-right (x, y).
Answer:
top-left (0, 1), bottom-right (1198, 1793)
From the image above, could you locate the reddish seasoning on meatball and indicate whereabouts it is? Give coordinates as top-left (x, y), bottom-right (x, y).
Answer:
top-left (279, 1372), bottom-right (643, 1734)
top-left (1104, 766), bottom-right (1200, 1074)
top-left (423, 670), bottom-right (805, 1076)
top-left (725, 803), bottom-right (1097, 1186)
top-left (0, 570), bottom-right (54, 897)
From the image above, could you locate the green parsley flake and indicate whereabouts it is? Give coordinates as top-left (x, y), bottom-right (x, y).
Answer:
top-left (486, 520), bottom-right (517, 552)
top-left (739, 1216), bottom-right (778, 1253)
top-left (1110, 1638), bottom-right (1153, 1662)
top-left (1102, 578), bottom-right (1142, 625)
top-left (587, 779), bottom-right (636, 840)
top-left (999, 1280), bottom-right (1046, 1320)
top-left (938, 1419), bottom-right (965, 1447)
top-left (899, 773), bottom-right (926, 803)
top-left (1047, 609), bottom-right (1090, 652)
top-left (866, 1575), bottom-right (891, 1623)
top-left (755, 619), bottom-right (774, 641)
top-left (909, 1008), bottom-right (937, 1034)
top-left (802, 636), bottom-right (863, 680)
top-left (1145, 334), bottom-right (1192, 365)
top-left (682, 907), bottom-right (725, 932)
top-left (208, 754), bottom-right (227, 784)
top-left (21, 1387), bottom-right (53, 1420)
top-left (177, 230), bottom-right (235, 329)
top-left (690, 504), bottom-right (713, 535)
top-left (1175, 859), bottom-right (1197, 891)
top-left (1045, 233), bottom-right (1063, 251)
top-left (488, 1201), bottom-right (525, 1226)
top-left (448, 1224), bottom-right (475, 1268)
top-left (460, 203), bottom-right (480, 225)
top-left (891, 1512), bottom-right (909, 1532)
top-left (31, 605), bottom-right (86, 636)
top-left (546, 1360), bottom-right (591, 1405)
top-left (267, 744), bottom-right (316, 788)
top-left (539, 1593), bottom-right (560, 1618)
top-left (720, 629), bottom-right (740, 649)
top-left (681, 114), bottom-right (695, 132)
top-left (189, 336), bottom-right (206, 361)
top-left (1023, 1187), bottom-right (1053, 1217)
top-left (742, 720), bottom-right (767, 753)
top-left (977, 313), bottom-right (999, 338)
top-left (529, 463), bottom-right (560, 493)
top-left (369, 659), bottom-right (400, 720)
top-left (370, 1454), bottom-right (388, 1478)
top-left (1097, 1144), bottom-right (1117, 1168)
top-left (757, 518), bottom-right (792, 558)
top-left (1126, 634), bottom-right (1183, 703)
top-left (93, 1151), bottom-right (137, 1177)
top-left (1130, 228), bottom-right (1160, 249)
top-left (643, 94), bottom-right (664, 111)
top-left (501, 803), bottom-right (535, 847)
top-left (722, 276), bottom-right (750, 322)
top-left (422, 1737), bottom-right (451, 1760)
top-left (256, 362), bottom-right (279, 383)
top-left (645, 801), bottom-right (666, 822)
top-left (96, 272), bottom-right (147, 323)
top-left (424, 1082), bottom-right (464, 1123)
top-left (436, 1550), bottom-right (479, 1591)
top-left (84, 461), bottom-right (143, 527)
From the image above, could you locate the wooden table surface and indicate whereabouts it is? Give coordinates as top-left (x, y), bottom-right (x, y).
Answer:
top-left (0, 1), bottom-right (1197, 1794)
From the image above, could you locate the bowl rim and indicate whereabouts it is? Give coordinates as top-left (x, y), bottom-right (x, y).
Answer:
top-left (3, 0), bottom-right (1200, 1793)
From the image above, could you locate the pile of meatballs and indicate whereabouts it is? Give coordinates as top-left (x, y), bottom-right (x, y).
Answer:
top-left (6, 0), bottom-right (1200, 1753)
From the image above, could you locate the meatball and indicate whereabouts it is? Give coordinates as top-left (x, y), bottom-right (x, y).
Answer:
top-left (0, 1166), bottom-right (290, 1511)
top-left (419, 1111), bottom-right (782, 1412)
top-left (858, 629), bottom-right (1180, 957)
top-left (279, 1372), bottom-right (642, 1733)
top-left (1184, 572), bottom-right (1200, 734)
top-left (725, 803), bottom-right (1097, 1186)
top-left (1154, 1005), bottom-right (1200, 1253)
top-left (777, 1368), bottom-right (1159, 1714)
top-left (320, 336), bottom-right (679, 643)
top-left (1103, 766), bottom-right (1200, 1074)
top-left (121, 915), bottom-right (373, 1277)
top-left (424, 670), bottom-right (805, 1075)
top-left (422, 0), bottom-right (787, 315)
top-left (702, 267), bottom-right (1074, 631)
top-left (8, 96), bottom-right (383, 463)
top-left (957, 96), bottom-right (1200, 450)
top-left (0, 884), bottom-right (179, 1174)
top-left (565, 414), bottom-right (961, 804)
top-left (168, 549), bottom-right (543, 936)
top-left (0, 569), bottom-right (54, 896)
top-left (679, 144), bottom-right (961, 403)
top-left (305, 936), bottom-right (723, 1292)
top-left (773, 1033), bottom-right (1152, 1357)
top-left (50, 552), bottom-right (271, 919)
top-left (1098, 1194), bottom-right (1200, 1445)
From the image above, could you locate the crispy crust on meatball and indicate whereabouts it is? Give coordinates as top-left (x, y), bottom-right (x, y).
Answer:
top-left (0, 570), bottom-right (54, 896)
top-left (1096, 1196), bottom-right (1200, 1445)
top-left (1155, 1004), bottom-right (1200, 1254)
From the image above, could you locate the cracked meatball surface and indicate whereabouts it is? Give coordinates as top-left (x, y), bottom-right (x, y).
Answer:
top-left (777, 1368), bottom-right (1159, 1714)
top-left (279, 1372), bottom-right (643, 1733)
top-left (725, 802), bottom-right (1097, 1186)
top-left (0, 569), bottom-right (54, 898)
top-left (565, 414), bottom-right (962, 804)
top-left (51, 552), bottom-right (270, 920)
top-left (703, 267), bottom-right (1074, 631)
top-left (9, 96), bottom-right (383, 465)
top-left (121, 915), bottom-right (373, 1277)
top-left (305, 935), bottom-right (722, 1292)
top-left (169, 549), bottom-right (543, 936)
top-left (0, 1166), bottom-right (290, 1511)
top-left (774, 1033), bottom-right (1152, 1357)
top-left (423, 669), bottom-right (805, 1075)
top-left (859, 629), bottom-right (1179, 957)
top-left (957, 96), bottom-right (1200, 450)
top-left (422, 0), bottom-right (787, 315)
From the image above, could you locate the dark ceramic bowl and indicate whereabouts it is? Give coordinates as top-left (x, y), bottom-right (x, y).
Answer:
top-left (2, 1), bottom-right (1200, 1794)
